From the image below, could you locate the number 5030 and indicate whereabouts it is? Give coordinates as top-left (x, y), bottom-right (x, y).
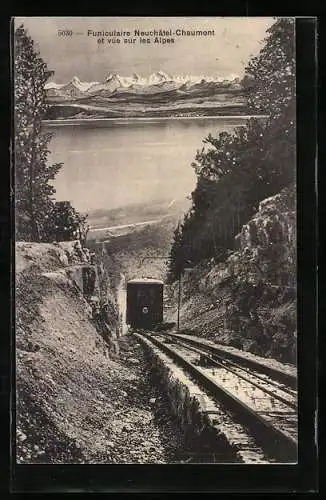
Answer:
top-left (58, 30), bottom-right (73, 36)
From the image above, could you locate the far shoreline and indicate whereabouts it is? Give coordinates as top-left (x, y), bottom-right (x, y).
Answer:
top-left (42, 115), bottom-right (269, 126)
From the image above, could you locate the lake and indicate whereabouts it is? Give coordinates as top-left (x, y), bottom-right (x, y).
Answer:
top-left (46, 117), bottom-right (250, 213)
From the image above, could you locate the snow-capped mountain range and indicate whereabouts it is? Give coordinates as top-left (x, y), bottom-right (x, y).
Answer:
top-left (45, 71), bottom-right (242, 98)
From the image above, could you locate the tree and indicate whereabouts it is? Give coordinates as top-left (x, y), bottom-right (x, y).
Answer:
top-left (168, 18), bottom-right (296, 281)
top-left (14, 24), bottom-right (63, 241)
top-left (244, 18), bottom-right (296, 188)
top-left (46, 201), bottom-right (89, 243)
top-left (167, 223), bottom-right (184, 283)
top-left (245, 18), bottom-right (295, 117)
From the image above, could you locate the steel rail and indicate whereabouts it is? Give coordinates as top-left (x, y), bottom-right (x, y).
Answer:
top-left (163, 334), bottom-right (297, 410)
top-left (167, 333), bottom-right (297, 389)
top-left (136, 331), bottom-right (297, 462)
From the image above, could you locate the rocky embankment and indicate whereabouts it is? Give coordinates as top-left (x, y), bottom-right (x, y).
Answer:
top-left (166, 186), bottom-right (296, 364)
top-left (15, 241), bottom-right (185, 463)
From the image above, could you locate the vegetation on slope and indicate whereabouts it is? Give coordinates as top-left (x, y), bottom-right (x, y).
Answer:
top-left (168, 18), bottom-right (295, 280)
top-left (14, 25), bottom-right (88, 243)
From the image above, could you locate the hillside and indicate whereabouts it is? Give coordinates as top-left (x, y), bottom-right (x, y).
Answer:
top-left (45, 100), bottom-right (247, 120)
top-left (87, 197), bottom-right (190, 230)
top-left (87, 197), bottom-right (191, 244)
top-left (87, 215), bottom-right (179, 285)
top-left (15, 241), bottom-right (183, 463)
top-left (165, 186), bottom-right (297, 365)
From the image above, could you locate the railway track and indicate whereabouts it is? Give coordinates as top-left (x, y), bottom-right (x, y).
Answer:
top-left (168, 333), bottom-right (297, 389)
top-left (135, 330), bottom-right (298, 463)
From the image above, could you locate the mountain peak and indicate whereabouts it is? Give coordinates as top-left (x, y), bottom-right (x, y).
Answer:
top-left (67, 76), bottom-right (100, 92)
top-left (46, 72), bottom-right (243, 97)
top-left (148, 71), bottom-right (172, 84)
top-left (149, 71), bottom-right (171, 80)
top-left (71, 76), bottom-right (82, 85)
top-left (106, 72), bottom-right (121, 82)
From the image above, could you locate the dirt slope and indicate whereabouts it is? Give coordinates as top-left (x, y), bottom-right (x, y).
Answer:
top-left (15, 242), bottom-right (182, 463)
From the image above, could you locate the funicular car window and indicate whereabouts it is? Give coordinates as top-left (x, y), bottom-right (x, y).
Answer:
top-left (137, 287), bottom-right (156, 303)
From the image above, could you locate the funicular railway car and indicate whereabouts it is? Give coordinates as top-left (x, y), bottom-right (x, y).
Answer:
top-left (126, 278), bottom-right (163, 330)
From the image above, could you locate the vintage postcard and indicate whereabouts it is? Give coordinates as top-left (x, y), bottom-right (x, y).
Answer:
top-left (13, 17), bottom-right (298, 467)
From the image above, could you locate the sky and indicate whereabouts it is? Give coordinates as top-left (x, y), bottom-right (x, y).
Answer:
top-left (15, 17), bottom-right (275, 83)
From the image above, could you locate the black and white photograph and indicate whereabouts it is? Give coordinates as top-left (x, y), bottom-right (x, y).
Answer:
top-left (13, 17), bottom-right (297, 465)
